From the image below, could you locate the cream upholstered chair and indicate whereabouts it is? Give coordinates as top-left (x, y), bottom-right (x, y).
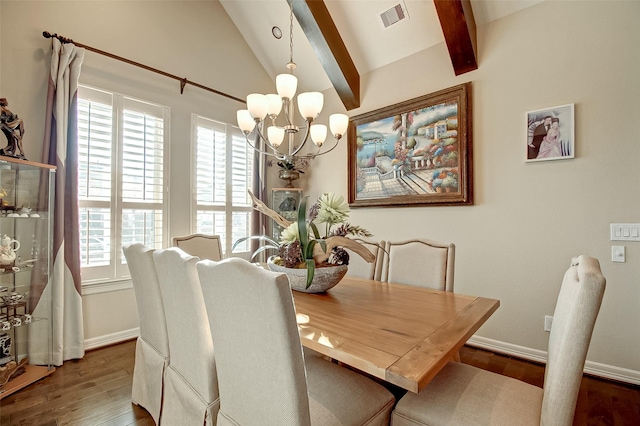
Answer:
top-left (196, 257), bottom-right (396, 426)
top-left (381, 239), bottom-right (455, 291)
top-left (172, 233), bottom-right (223, 261)
top-left (153, 247), bottom-right (219, 425)
top-left (391, 255), bottom-right (606, 426)
top-left (345, 239), bottom-right (385, 281)
top-left (122, 243), bottom-right (169, 424)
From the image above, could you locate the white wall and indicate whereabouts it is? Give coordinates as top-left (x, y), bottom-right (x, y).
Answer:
top-left (306, 0), bottom-right (640, 381)
top-left (0, 1), bottom-right (273, 342)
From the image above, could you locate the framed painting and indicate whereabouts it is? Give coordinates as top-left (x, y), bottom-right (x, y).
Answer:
top-left (526, 103), bottom-right (575, 162)
top-left (348, 82), bottom-right (472, 208)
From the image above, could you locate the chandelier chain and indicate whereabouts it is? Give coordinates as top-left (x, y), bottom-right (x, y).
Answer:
top-left (288, 0), bottom-right (295, 68)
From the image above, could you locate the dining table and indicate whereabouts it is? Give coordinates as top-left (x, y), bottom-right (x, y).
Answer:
top-left (292, 276), bottom-right (500, 393)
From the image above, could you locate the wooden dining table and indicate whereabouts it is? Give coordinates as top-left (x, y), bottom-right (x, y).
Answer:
top-left (292, 276), bottom-right (500, 393)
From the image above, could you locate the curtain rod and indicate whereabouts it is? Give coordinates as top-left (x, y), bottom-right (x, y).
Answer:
top-left (42, 31), bottom-right (245, 104)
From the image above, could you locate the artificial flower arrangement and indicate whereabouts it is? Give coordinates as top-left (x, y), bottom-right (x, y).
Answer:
top-left (236, 191), bottom-right (375, 288)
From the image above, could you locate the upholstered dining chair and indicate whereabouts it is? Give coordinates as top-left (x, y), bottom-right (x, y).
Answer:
top-left (172, 233), bottom-right (223, 261)
top-left (122, 243), bottom-right (170, 425)
top-left (380, 239), bottom-right (455, 292)
top-left (153, 247), bottom-right (219, 425)
top-left (196, 257), bottom-right (396, 426)
top-left (345, 239), bottom-right (385, 281)
top-left (391, 255), bottom-right (606, 426)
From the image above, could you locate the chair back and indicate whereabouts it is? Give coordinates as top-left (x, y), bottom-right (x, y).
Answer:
top-left (345, 239), bottom-right (384, 281)
top-left (381, 239), bottom-right (455, 291)
top-left (196, 258), bottom-right (311, 426)
top-left (122, 243), bottom-right (169, 423)
top-left (153, 247), bottom-right (219, 404)
top-left (123, 243), bottom-right (169, 357)
top-left (542, 255), bottom-right (605, 426)
top-left (172, 233), bottom-right (223, 260)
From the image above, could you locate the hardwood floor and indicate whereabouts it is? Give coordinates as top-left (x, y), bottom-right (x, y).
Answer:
top-left (0, 340), bottom-right (638, 425)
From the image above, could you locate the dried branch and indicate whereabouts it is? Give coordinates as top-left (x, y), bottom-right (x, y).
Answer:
top-left (248, 190), bottom-right (292, 229)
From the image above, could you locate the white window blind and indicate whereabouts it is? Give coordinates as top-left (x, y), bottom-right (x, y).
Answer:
top-left (78, 86), bottom-right (169, 283)
top-left (193, 115), bottom-right (253, 255)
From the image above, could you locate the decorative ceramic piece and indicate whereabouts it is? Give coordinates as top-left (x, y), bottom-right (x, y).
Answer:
top-left (0, 235), bottom-right (19, 266)
top-left (267, 257), bottom-right (347, 293)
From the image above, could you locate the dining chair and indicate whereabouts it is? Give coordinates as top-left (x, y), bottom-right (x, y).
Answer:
top-left (172, 233), bottom-right (223, 261)
top-left (153, 247), bottom-right (219, 425)
top-left (380, 238), bottom-right (455, 291)
top-left (196, 257), bottom-right (396, 426)
top-left (122, 243), bottom-right (170, 425)
top-left (391, 255), bottom-right (606, 426)
top-left (345, 239), bottom-right (385, 281)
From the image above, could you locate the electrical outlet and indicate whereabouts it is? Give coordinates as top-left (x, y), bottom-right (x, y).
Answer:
top-left (544, 315), bottom-right (553, 332)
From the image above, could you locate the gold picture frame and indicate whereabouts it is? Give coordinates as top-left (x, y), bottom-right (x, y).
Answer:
top-left (348, 82), bottom-right (473, 208)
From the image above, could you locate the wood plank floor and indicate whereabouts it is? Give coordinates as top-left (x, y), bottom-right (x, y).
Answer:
top-left (0, 340), bottom-right (638, 425)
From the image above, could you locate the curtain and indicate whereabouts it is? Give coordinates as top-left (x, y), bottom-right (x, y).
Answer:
top-left (251, 130), bottom-right (267, 259)
top-left (29, 38), bottom-right (85, 366)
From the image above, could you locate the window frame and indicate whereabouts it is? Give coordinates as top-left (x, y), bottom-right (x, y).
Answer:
top-left (78, 85), bottom-right (170, 286)
top-left (191, 114), bottom-right (254, 257)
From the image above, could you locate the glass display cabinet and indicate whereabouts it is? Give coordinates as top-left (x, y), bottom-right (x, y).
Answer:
top-left (0, 157), bottom-right (55, 399)
top-left (271, 188), bottom-right (303, 241)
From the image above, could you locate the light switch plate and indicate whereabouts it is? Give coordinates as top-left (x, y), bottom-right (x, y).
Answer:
top-left (612, 245), bottom-right (625, 262)
top-left (610, 223), bottom-right (640, 241)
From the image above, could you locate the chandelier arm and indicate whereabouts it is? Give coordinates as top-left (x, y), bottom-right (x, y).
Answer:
top-left (244, 132), bottom-right (285, 160)
top-left (289, 119), bottom-right (313, 157)
top-left (296, 136), bottom-right (342, 160)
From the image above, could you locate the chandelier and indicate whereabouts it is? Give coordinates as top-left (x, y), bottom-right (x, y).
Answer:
top-left (236, 0), bottom-right (349, 166)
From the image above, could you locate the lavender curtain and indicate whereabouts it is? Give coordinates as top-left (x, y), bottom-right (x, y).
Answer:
top-left (29, 38), bottom-right (85, 365)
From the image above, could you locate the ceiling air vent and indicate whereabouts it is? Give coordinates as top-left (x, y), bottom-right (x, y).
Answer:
top-left (378, 2), bottom-right (409, 29)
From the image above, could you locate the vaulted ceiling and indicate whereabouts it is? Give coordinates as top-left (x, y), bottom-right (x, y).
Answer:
top-left (221, 0), bottom-right (543, 110)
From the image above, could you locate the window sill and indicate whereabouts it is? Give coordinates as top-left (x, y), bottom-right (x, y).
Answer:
top-left (82, 278), bottom-right (132, 295)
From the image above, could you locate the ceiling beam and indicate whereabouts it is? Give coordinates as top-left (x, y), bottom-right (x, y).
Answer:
top-left (292, 0), bottom-right (360, 110)
top-left (433, 0), bottom-right (478, 76)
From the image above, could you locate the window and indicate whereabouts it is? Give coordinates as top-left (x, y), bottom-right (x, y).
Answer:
top-left (193, 115), bottom-right (254, 255)
top-left (78, 86), bottom-right (169, 283)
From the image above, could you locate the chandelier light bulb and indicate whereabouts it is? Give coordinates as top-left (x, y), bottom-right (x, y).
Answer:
top-left (310, 124), bottom-right (327, 147)
top-left (246, 94), bottom-right (269, 120)
top-left (266, 94), bottom-right (283, 117)
top-left (276, 74), bottom-right (297, 100)
top-left (237, 109), bottom-right (256, 133)
top-left (267, 126), bottom-right (285, 147)
top-left (329, 113), bottom-right (349, 137)
top-left (297, 92), bottom-right (324, 120)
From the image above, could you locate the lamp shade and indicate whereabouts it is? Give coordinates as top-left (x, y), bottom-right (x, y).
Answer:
top-left (329, 113), bottom-right (349, 137)
top-left (297, 92), bottom-right (324, 120)
top-left (266, 94), bottom-right (283, 116)
top-left (267, 126), bottom-right (285, 147)
top-left (237, 109), bottom-right (256, 133)
top-left (310, 124), bottom-right (327, 147)
top-left (247, 94), bottom-right (268, 120)
top-left (276, 74), bottom-right (297, 100)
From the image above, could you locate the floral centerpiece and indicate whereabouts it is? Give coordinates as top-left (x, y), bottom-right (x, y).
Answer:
top-left (237, 191), bottom-right (376, 290)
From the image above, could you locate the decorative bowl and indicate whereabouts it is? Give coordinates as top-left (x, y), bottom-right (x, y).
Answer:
top-left (267, 257), bottom-right (347, 293)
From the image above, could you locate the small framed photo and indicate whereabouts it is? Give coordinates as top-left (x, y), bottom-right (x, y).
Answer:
top-left (526, 103), bottom-right (575, 162)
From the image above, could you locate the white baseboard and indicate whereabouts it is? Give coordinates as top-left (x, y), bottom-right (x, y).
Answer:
top-left (84, 328), bottom-right (139, 351)
top-left (467, 335), bottom-right (640, 386)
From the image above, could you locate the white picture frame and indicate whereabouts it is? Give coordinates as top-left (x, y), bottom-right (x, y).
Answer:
top-left (526, 103), bottom-right (575, 162)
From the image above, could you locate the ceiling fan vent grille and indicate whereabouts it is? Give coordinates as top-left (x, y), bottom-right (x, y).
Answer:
top-left (379, 3), bottom-right (409, 29)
